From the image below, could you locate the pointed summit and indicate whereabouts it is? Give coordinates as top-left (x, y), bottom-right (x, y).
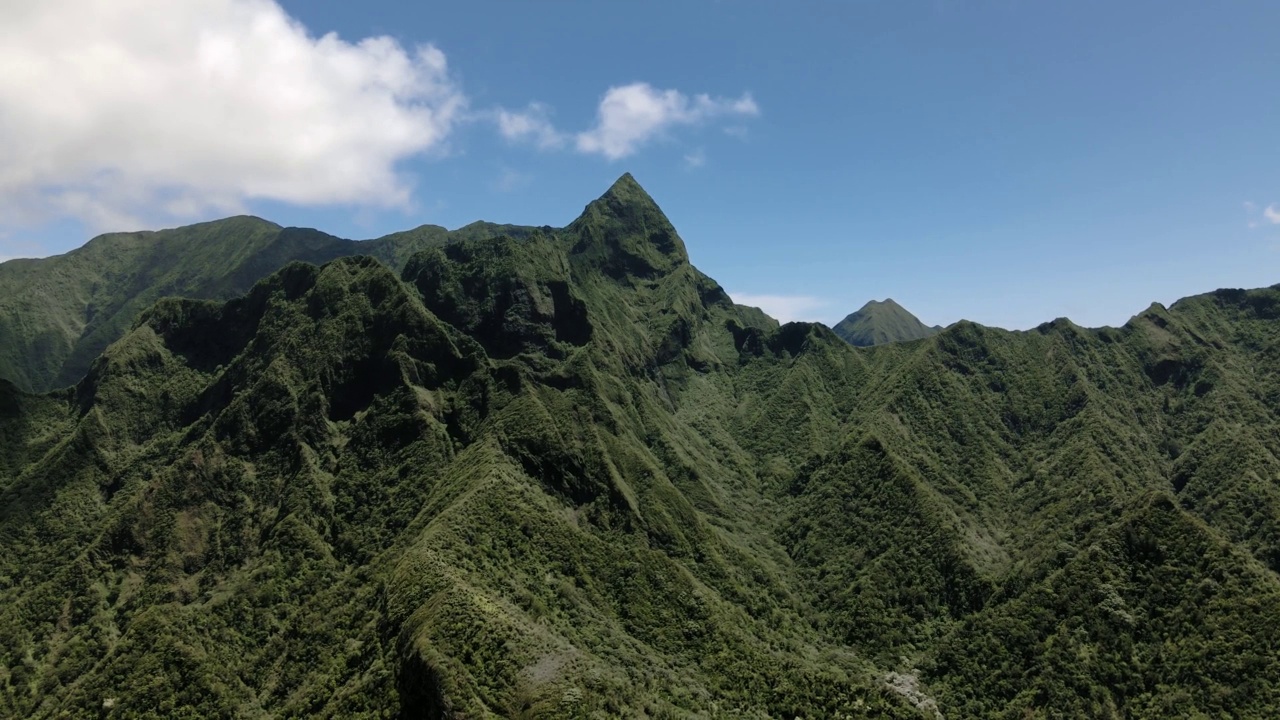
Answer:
top-left (833, 298), bottom-right (940, 347)
top-left (590, 172), bottom-right (661, 214)
top-left (604, 171), bottom-right (644, 195)
top-left (566, 173), bottom-right (688, 279)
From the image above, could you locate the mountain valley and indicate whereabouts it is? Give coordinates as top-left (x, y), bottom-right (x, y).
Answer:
top-left (2, 176), bottom-right (1279, 718)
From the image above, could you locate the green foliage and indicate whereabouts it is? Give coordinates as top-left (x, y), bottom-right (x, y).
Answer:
top-left (2, 174), bottom-right (1280, 717)
top-left (0, 217), bottom-right (540, 393)
top-left (832, 298), bottom-right (941, 347)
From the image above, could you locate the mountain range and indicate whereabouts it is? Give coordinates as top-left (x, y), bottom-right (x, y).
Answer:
top-left (0, 217), bottom-right (542, 394)
top-left (0, 211), bottom-right (929, 396)
top-left (2, 175), bottom-right (1280, 718)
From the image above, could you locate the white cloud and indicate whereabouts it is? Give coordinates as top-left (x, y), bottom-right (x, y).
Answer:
top-left (729, 292), bottom-right (827, 324)
top-left (0, 0), bottom-right (466, 232)
top-left (683, 148), bottom-right (706, 169)
top-left (1266, 204), bottom-right (1280, 225)
top-left (495, 103), bottom-right (566, 150)
top-left (576, 83), bottom-right (759, 160)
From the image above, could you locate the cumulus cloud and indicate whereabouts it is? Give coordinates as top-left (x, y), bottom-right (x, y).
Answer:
top-left (1266, 205), bottom-right (1280, 225)
top-left (0, 0), bottom-right (466, 231)
top-left (576, 83), bottom-right (759, 160)
top-left (729, 292), bottom-right (827, 324)
top-left (495, 103), bottom-right (566, 150)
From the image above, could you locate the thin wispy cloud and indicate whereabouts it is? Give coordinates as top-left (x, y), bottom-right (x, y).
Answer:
top-left (1244, 200), bottom-right (1280, 229)
top-left (683, 148), bottom-right (707, 169)
top-left (0, 0), bottom-right (465, 233)
top-left (494, 103), bottom-right (566, 150)
top-left (729, 292), bottom-right (828, 324)
top-left (577, 83), bottom-right (759, 160)
top-left (498, 83), bottom-right (760, 163)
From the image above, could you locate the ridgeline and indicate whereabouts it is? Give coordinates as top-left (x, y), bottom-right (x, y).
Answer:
top-left (2, 175), bottom-right (1280, 717)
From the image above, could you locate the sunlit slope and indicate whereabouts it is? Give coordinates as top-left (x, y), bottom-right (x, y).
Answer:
top-left (0, 217), bottom-right (540, 393)
top-left (2, 175), bottom-right (1279, 717)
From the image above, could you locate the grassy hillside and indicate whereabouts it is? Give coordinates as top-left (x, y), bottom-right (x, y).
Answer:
top-left (2, 175), bottom-right (1279, 717)
top-left (0, 217), bottom-right (540, 393)
top-left (832, 298), bottom-right (941, 347)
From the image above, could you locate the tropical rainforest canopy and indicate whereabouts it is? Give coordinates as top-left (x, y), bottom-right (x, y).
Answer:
top-left (2, 176), bottom-right (1280, 718)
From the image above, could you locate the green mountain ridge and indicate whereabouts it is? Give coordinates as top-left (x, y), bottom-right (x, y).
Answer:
top-left (832, 298), bottom-right (941, 347)
top-left (2, 174), bottom-right (1280, 717)
top-left (0, 216), bottom-right (544, 394)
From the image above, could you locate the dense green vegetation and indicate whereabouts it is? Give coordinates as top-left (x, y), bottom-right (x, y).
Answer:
top-left (0, 216), bottom-right (540, 393)
top-left (2, 174), bottom-right (1280, 717)
top-left (832, 298), bottom-right (941, 347)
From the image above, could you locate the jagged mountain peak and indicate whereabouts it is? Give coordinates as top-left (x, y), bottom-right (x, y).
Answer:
top-left (566, 173), bottom-right (688, 279)
top-left (604, 170), bottom-right (643, 194)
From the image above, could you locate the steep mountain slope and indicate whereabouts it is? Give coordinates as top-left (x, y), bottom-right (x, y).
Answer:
top-left (2, 175), bottom-right (1280, 718)
top-left (0, 177), bottom-right (919, 718)
top-left (833, 298), bottom-right (941, 346)
top-left (0, 217), bottom-right (540, 393)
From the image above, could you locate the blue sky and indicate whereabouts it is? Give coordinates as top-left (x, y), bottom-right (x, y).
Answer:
top-left (2, 1), bottom-right (1278, 329)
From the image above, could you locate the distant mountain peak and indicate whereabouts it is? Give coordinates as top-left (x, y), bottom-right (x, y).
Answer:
top-left (860, 298), bottom-right (902, 310)
top-left (834, 298), bottom-right (939, 347)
